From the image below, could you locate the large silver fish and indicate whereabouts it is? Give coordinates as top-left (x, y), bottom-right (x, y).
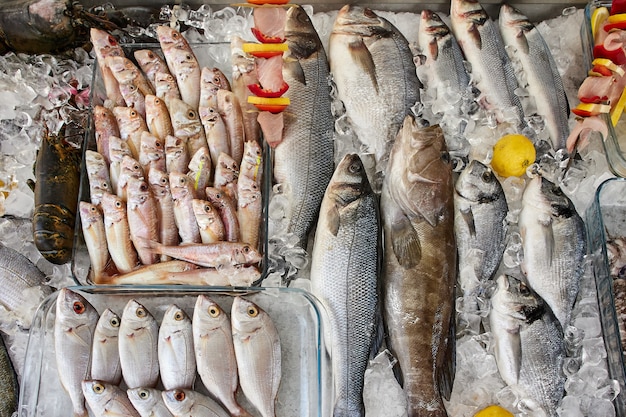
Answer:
top-left (119, 299), bottom-right (160, 389)
top-left (91, 308), bottom-right (122, 385)
top-left (518, 175), bottom-right (586, 329)
top-left (193, 295), bottom-right (251, 417)
top-left (381, 118), bottom-right (456, 417)
top-left (158, 304), bottom-right (195, 390)
top-left (272, 5), bottom-right (334, 250)
top-left (454, 160), bottom-right (508, 300)
top-left (54, 288), bottom-right (100, 417)
top-left (329, 5), bottom-right (420, 182)
top-left (489, 274), bottom-right (565, 417)
top-left (128, 387), bottom-right (174, 417)
top-left (162, 389), bottom-right (229, 417)
top-left (499, 4), bottom-right (570, 150)
top-left (82, 380), bottom-right (141, 417)
top-left (310, 153), bottom-right (380, 417)
top-left (0, 243), bottom-right (51, 326)
top-left (450, 0), bottom-right (526, 128)
top-left (231, 297), bottom-right (281, 417)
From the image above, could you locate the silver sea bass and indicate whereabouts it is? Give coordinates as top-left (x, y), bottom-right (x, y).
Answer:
top-left (231, 297), bottom-right (281, 417)
top-left (490, 274), bottom-right (565, 417)
top-left (54, 288), bottom-right (99, 417)
top-left (454, 160), bottom-right (508, 301)
top-left (381, 118), bottom-right (456, 417)
top-left (499, 4), bottom-right (570, 150)
top-left (519, 175), bottom-right (586, 329)
top-left (329, 5), bottom-right (420, 182)
top-left (272, 5), bottom-right (334, 250)
top-left (450, 0), bottom-right (526, 128)
top-left (310, 153), bottom-right (381, 417)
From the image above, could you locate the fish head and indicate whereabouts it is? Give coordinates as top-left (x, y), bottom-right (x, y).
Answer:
top-left (90, 28), bottom-right (120, 50)
top-left (285, 6), bottom-right (324, 60)
top-left (113, 106), bottom-right (144, 131)
top-left (121, 155), bottom-right (145, 178)
top-left (333, 5), bottom-right (385, 36)
top-left (418, 10), bottom-right (452, 61)
top-left (192, 199), bottom-right (218, 219)
top-left (133, 49), bottom-right (159, 67)
top-left (96, 308), bottom-right (121, 338)
top-left (492, 274), bottom-right (545, 323)
top-left (454, 159), bottom-right (504, 204)
top-left (82, 380), bottom-right (117, 409)
top-left (100, 192), bottom-right (126, 219)
top-left (522, 176), bottom-right (577, 220)
top-left (231, 297), bottom-right (270, 335)
top-left (127, 387), bottom-right (159, 411)
top-left (121, 299), bottom-right (155, 329)
top-left (162, 304), bottom-right (190, 327)
top-left (126, 177), bottom-right (151, 204)
top-left (140, 131), bottom-right (163, 151)
top-left (201, 67), bottom-right (230, 91)
top-left (199, 105), bottom-right (220, 124)
top-left (327, 153), bottom-right (371, 210)
top-left (162, 389), bottom-right (194, 415)
top-left (189, 147), bottom-right (211, 169)
top-left (79, 201), bottom-right (102, 225)
top-left (145, 94), bottom-right (167, 114)
top-left (387, 116), bottom-right (453, 226)
top-left (193, 294), bottom-right (228, 331)
top-left (109, 136), bottom-right (132, 161)
top-left (156, 25), bottom-right (187, 50)
top-left (56, 288), bottom-right (99, 326)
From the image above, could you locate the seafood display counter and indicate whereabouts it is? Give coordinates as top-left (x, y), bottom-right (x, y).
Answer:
top-left (1, 0), bottom-right (626, 417)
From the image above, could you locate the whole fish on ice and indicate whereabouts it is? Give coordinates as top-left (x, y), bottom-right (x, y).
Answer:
top-left (158, 304), bottom-right (195, 390)
top-left (489, 274), bottom-right (565, 417)
top-left (329, 5), bottom-right (420, 184)
top-left (310, 153), bottom-right (381, 417)
top-left (450, 0), bottom-right (526, 129)
top-left (91, 308), bottom-right (122, 385)
top-left (381, 118), bottom-right (456, 417)
top-left (518, 175), bottom-right (586, 329)
top-left (271, 5), bottom-right (334, 251)
top-left (499, 4), bottom-right (570, 150)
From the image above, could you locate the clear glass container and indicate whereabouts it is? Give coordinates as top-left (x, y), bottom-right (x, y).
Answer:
top-left (582, 0), bottom-right (626, 177)
top-left (71, 41), bottom-right (272, 285)
top-left (17, 285), bottom-right (331, 417)
top-left (586, 177), bottom-right (626, 416)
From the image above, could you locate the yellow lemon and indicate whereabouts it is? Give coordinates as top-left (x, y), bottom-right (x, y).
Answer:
top-left (474, 405), bottom-right (515, 417)
top-left (490, 134), bottom-right (536, 178)
top-left (591, 7), bottom-right (609, 38)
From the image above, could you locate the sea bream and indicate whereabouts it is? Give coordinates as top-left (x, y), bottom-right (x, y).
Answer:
top-left (272, 5), bottom-right (334, 250)
top-left (489, 274), bottom-right (565, 417)
top-left (518, 175), bottom-right (586, 330)
top-left (310, 153), bottom-right (381, 417)
top-left (450, 0), bottom-right (526, 129)
top-left (193, 295), bottom-right (251, 417)
top-left (329, 5), bottom-right (420, 184)
top-left (54, 288), bottom-right (99, 417)
top-left (381, 118), bottom-right (456, 417)
top-left (128, 387), bottom-right (174, 417)
top-left (454, 160), bottom-right (508, 301)
top-left (90, 308), bottom-right (122, 386)
top-left (158, 304), bottom-right (196, 390)
top-left (499, 4), bottom-right (570, 150)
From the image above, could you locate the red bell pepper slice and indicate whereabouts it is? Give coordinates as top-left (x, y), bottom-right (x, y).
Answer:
top-left (251, 27), bottom-right (285, 44)
top-left (612, 0), bottom-right (626, 15)
top-left (594, 44), bottom-right (626, 65)
top-left (248, 82), bottom-right (289, 98)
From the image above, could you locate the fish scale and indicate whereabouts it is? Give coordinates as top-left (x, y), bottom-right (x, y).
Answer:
top-left (310, 153), bottom-right (381, 417)
top-left (272, 5), bottom-right (334, 251)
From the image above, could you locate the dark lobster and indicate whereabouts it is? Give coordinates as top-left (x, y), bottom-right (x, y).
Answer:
top-left (32, 124), bottom-right (82, 265)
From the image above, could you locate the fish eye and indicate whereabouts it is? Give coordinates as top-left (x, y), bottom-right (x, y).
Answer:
top-left (247, 306), bottom-right (259, 317)
top-left (519, 283), bottom-right (530, 295)
top-left (174, 390), bottom-right (186, 401)
top-left (107, 35), bottom-right (117, 44)
top-left (204, 204), bottom-right (212, 212)
top-left (481, 170), bottom-right (493, 183)
top-left (90, 206), bottom-right (98, 214)
top-left (441, 152), bottom-right (451, 164)
top-left (172, 32), bottom-right (180, 40)
top-left (174, 311), bottom-right (185, 321)
top-left (349, 162), bottom-right (361, 174)
top-left (93, 383), bottom-right (105, 394)
top-left (115, 200), bottom-right (122, 208)
top-left (147, 51), bottom-right (155, 59)
top-left (155, 141), bottom-right (162, 148)
top-left (242, 246), bottom-right (251, 254)
top-left (73, 301), bottom-right (85, 314)
top-left (187, 110), bottom-right (196, 119)
top-left (140, 184), bottom-right (149, 192)
top-left (139, 389), bottom-right (149, 399)
top-left (208, 306), bottom-right (220, 317)
top-left (136, 307), bottom-right (147, 318)
top-left (110, 316), bottom-right (120, 327)
top-left (130, 110), bottom-right (138, 117)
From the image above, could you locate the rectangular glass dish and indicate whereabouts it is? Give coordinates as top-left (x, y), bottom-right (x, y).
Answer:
top-left (586, 177), bottom-right (626, 416)
top-left (582, 0), bottom-right (626, 177)
top-left (17, 285), bottom-right (330, 417)
top-left (71, 41), bottom-right (272, 285)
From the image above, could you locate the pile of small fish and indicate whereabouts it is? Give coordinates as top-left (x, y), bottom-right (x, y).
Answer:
top-left (81, 26), bottom-right (265, 286)
top-left (54, 288), bottom-right (280, 417)
top-left (606, 236), bottom-right (626, 353)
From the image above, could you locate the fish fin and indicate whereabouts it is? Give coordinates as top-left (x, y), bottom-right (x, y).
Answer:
top-left (283, 59), bottom-right (306, 85)
top-left (327, 206), bottom-right (341, 237)
top-left (460, 206), bottom-right (476, 237)
top-left (438, 308), bottom-right (456, 401)
top-left (391, 214), bottom-right (421, 268)
top-left (469, 23), bottom-right (482, 49)
top-left (348, 39), bottom-right (378, 93)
